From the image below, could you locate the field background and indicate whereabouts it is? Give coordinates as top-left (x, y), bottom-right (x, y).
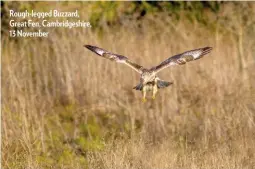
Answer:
top-left (2, 1), bottom-right (255, 169)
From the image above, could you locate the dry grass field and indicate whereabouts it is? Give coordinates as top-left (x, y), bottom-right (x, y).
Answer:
top-left (2, 2), bottom-right (255, 169)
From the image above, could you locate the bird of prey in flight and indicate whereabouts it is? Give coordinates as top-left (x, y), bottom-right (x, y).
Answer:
top-left (85, 45), bottom-right (212, 102)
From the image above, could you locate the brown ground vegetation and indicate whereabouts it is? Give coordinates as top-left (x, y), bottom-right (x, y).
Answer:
top-left (2, 4), bottom-right (255, 169)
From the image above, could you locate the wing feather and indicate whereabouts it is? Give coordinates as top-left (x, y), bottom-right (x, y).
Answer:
top-left (85, 45), bottom-right (144, 74)
top-left (151, 47), bottom-right (213, 73)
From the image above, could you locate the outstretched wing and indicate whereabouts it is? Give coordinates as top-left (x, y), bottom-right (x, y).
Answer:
top-left (150, 47), bottom-right (213, 73)
top-left (85, 45), bottom-right (144, 74)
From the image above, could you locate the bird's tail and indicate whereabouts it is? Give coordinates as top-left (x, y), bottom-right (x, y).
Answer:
top-left (157, 80), bottom-right (173, 88)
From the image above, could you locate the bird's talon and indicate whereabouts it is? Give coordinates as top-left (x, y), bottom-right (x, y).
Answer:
top-left (142, 98), bottom-right (147, 102)
top-left (152, 96), bottom-right (156, 100)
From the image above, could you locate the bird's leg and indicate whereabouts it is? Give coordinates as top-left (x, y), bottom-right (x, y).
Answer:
top-left (142, 87), bottom-right (147, 102)
top-left (152, 84), bottom-right (158, 99)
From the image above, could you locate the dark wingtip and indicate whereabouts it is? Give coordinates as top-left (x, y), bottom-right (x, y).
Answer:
top-left (84, 44), bottom-right (93, 50)
top-left (204, 47), bottom-right (213, 50)
top-left (201, 47), bottom-right (213, 56)
top-left (204, 47), bottom-right (213, 52)
top-left (84, 45), bottom-right (100, 54)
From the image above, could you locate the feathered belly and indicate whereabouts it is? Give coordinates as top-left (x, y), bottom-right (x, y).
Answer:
top-left (144, 81), bottom-right (155, 91)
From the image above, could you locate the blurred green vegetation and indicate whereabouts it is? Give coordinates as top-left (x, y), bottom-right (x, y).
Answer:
top-left (4, 102), bottom-right (142, 168)
top-left (2, 1), bottom-right (254, 42)
top-left (88, 1), bottom-right (222, 27)
top-left (0, 1), bottom-right (224, 35)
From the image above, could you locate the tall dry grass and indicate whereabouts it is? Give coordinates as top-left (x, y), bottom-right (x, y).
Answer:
top-left (2, 10), bottom-right (255, 169)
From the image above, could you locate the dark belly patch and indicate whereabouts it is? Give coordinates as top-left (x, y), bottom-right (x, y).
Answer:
top-left (146, 81), bottom-right (156, 85)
